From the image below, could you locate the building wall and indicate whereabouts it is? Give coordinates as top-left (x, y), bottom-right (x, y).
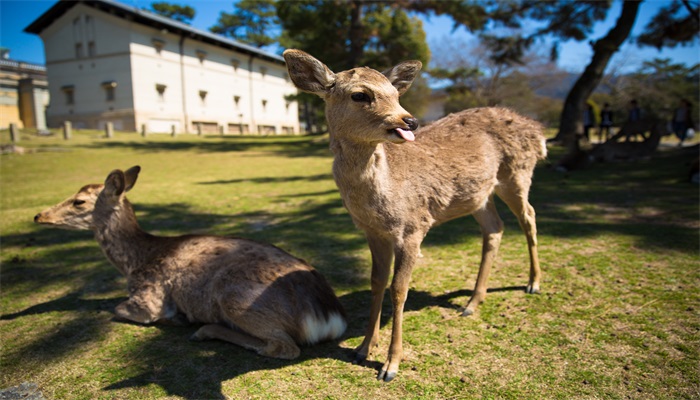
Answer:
top-left (128, 21), bottom-right (298, 134)
top-left (0, 90), bottom-right (22, 129)
top-left (41, 4), bottom-right (135, 130)
top-left (38, 3), bottom-right (299, 134)
top-left (18, 78), bottom-right (50, 129)
top-left (0, 59), bottom-right (49, 130)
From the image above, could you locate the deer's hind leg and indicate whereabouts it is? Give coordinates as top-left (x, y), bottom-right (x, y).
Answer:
top-left (495, 175), bottom-right (541, 294)
top-left (191, 324), bottom-right (301, 360)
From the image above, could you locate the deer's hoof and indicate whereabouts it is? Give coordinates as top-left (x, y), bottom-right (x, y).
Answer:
top-left (352, 352), bottom-right (367, 365)
top-left (460, 308), bottom-right (474, 317)
top-left (377, 369), bottom-right (397, 382)
top-left (526, 285), bottom-right (541, 294)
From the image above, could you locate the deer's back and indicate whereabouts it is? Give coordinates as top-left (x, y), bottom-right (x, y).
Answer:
top-left (152, 235), bottom-right (329, 324)
top-left (377, 107), bottom-right (545, 225)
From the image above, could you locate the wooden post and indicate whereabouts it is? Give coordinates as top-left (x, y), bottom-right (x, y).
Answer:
top-left (171, 125), bottom-right (176, 137)
top-left (196, 122), bottom-right (202, 136)
top-left (105, 122), bottom-right (114, 138)
top-left (219, 125), bottom-right (225, 136)
top-left (9, 123), bottom-right (19, 142)
top-left (63, 121), bottom-right (72, 140)
top-left (141, 124), bottom-right (147, 137)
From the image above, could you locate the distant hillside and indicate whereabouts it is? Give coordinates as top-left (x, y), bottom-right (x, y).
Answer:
top-left (533, 72), bottom-right (578, 99)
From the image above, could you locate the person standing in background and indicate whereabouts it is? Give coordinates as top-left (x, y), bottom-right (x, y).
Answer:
top-left (673, 98), bottom-right (693, 146)
top-left (599, 103), bottom-right (614, 142)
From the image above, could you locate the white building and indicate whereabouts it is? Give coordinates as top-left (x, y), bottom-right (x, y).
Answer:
top-left (25, 0), bottom-right (299, 134)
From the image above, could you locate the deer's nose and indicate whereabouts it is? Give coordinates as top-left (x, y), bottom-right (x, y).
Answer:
top-left (34, 213), bottom-right (40, 223)
top-left (403, 117), bottom-right (419, 131)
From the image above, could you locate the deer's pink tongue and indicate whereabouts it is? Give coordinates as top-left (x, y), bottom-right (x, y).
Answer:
top-left (395, 128), bottom-right (415, 142)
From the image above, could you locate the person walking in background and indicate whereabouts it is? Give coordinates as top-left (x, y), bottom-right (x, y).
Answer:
top-left (623, 99), bottom-right (643, 142)
top-left (673, 98), bottom-right (693, 146)
top-left (599, 103), bottom-right (614, 142)
top-left (583, 104), bottom-right (595, 141)
top-left (628, 99), bottom-right (641, 122)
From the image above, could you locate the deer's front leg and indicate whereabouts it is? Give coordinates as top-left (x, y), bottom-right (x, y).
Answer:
top-left (114, 287), bottom-right (168, 325)
top-left (463, 199), bottom-right (504, 316)
top-left (354, 233), bottom-right (393, 364)
top-left (378, 235), bottom-right (421, 382)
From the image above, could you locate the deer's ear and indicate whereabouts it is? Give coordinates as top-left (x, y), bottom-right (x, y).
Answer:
top-left (124, 166), bottom-right (141, 192)
top-left (283, 49), bottom-right (336, 97)
top-left (383, 60), bottom-right (422, 96)
top-left (104, 170), bottom-right (126, 197)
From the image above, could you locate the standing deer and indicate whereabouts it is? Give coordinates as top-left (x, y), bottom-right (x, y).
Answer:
top-left (284, 49), bottom-right (546, 381)
top-left (34, 166), bottom-right (346, 359)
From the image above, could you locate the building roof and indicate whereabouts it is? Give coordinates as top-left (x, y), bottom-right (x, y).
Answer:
top-left (24, 0), bottom-right (285, 65)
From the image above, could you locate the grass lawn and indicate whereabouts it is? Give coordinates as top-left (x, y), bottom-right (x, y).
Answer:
top-left (1, 129), bottom-right (698, 399)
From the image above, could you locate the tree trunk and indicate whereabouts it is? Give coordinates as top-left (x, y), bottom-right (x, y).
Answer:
top-left (554, 1), bottom-right (642, 149)
top-left (348, 0), bottom-right (364, 69)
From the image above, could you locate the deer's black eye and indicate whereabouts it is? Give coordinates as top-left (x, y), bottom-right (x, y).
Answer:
top-left (351, 92), bottom-right (370, 102)
top-left (73, 199), bottom-right (86, 207)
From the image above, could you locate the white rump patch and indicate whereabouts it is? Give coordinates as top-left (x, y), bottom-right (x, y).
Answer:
top-left (301, 312), bottom-right (347, 344)
top-left (540, 138), bottom-right (548, 158)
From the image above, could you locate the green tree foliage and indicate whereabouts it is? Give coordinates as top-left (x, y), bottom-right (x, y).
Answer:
top-left (411, 1), bottom-right (617, 139)
top-left (637, 0), bottom-right (700, 50)
top-left (431, 1), bottom-right (613, 65)
top-left (418, 1), bottom-right (696, 149)
top-left (427, 38), bottom-right (568, 126)
top-left (210, 0), bottom-right (278, 48)
top-left (430, 67), bottom-right (483, 112)
top-left (612, 58), bottom-right (699, 123)
top-left (277, 1), bottom-right (430, 71)
top-left (276, 0), bottom-right (431, 131)
top-left (150, 2), bottom-right (195, 24)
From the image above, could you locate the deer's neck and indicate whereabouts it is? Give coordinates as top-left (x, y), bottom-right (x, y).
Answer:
top-left (331, 137), bottom-right (392, 191)
top-left (93, 199), bottom-right (152, 277)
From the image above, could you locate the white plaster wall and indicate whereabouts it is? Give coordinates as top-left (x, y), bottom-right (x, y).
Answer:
top-left (38, 3), bottom-right (299, 133)
top-left (41, 4), bottom-right (135, 127)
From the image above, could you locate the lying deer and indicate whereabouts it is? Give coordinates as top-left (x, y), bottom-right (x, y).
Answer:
top-left (34, 166), bottom-right (346, 359)
top-left (284, 49), bottom-right (546, 381)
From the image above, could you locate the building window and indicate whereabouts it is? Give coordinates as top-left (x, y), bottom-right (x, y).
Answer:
top-left (73, 17), bottom-right (83, 41)
top-left (196, 50), bottom-right (207, 64)
top-left (152, 38), bottom-right (165, 54)
top-left (199, 90), bottom-right (207, 105)
top-left (231, 58), bottom-right (240, 71)
top-left (102, 81), bottom-right (117, 101)
top-left (75, 43), bottom-right (84, 59)
top-left (62, 85), bottom-right (75, 105)
top-left (85, 15), bottom-right (95, 41)
top-left (156, 84), bottom-right (166, 102)
top-left (88, 41), bottom-right (96, 57)
top-left (233, 95), bottom-right (241, 108)
top-left (260, 66), bottom-right (267, 78)
top-left (261, 99), bottom-right (268, 113)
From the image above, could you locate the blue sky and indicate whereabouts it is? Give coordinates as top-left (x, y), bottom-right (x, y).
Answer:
top-left (1, 0), bottom-right (698, 73)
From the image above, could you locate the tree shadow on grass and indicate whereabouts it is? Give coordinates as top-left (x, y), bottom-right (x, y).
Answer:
top-left (76, 136), bottom-right (333, 158)
top-left (5, 143), bottom-right (697, 397)
top-left (1, 194), bottom-right (368, 397)
top-left (199, 173), bottom-right (333, 185)
top-left (2, 270), bottom-right (527, 398)
top-left (97, 284), bottom-right (525, 398)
